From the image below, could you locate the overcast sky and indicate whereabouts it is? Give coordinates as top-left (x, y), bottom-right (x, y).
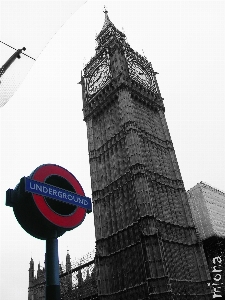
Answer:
top-left (0, 1), bottom-right (224, 299)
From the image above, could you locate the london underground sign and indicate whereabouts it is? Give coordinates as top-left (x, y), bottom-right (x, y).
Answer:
top-left (25, 178), bottom-right (92, 210)
top-left (6, 164), bottom-right (92, 300)
top-left (6, 164), bottom-right (92, 240)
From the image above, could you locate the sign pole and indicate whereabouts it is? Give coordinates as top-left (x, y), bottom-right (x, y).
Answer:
top-left (45, 230), bottom-right (60, 300)
top-left (6, 164), bottom-right (92, 299)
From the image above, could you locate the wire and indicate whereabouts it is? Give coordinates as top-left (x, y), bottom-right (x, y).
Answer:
top-left (1, 1), bottom-right (89, 63)
top-left (0, 40), bottom-right (36, 61)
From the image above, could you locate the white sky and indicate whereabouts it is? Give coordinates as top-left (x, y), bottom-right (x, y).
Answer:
top-left (0, 1), bottom-right (225, 299)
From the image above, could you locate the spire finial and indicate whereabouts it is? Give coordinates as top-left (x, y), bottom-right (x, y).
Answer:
top-left (101, 6), bottom-right (111, 30)
top-left (103, 6), bottom-right (108, 15)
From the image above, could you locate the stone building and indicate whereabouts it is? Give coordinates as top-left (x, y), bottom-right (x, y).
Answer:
top-left (28, 258), bottom-right (45, 300)
top-left (187, 182), bottom-right (225, 297)
top-left (28, 251), bottom-right (73, 300)
top-left (187, 182), bottom-right (225, 240)
top-left (28, 251), bottom-right (97, 300)
top-left (79, 9), bottom-right (212, 299)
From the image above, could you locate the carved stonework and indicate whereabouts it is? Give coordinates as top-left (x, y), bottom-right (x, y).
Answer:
top-left (81, 11), bottom-right (212, 300)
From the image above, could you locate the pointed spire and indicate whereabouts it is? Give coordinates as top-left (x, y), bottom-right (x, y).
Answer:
top-left (29, 258), bottom-right (34, 281)
top-left (66, 250), bottom-right (71, 263)
top-left (98, 7), bottom-right (115, 36)
top-left (66, 250), bottom-right (71, 272)
top-left (103, 6), bottom-right (110, 27)
top-left (95, 8), bottom-right (126, 53)
top-left (30, 257), bottom-right (34, 266)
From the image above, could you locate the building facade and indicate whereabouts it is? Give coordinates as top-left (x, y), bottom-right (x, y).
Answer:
top-left (187, 182), bottom-right (225, 297)
top-left (28, 251), bottom-right (97, 300)
top-left (80, 10), bottom-right (212, 299)
top-left (28, 251), bottom-right (73, 300)
top-left (28, 258), bottom-right (45, 300)
top-left (187, 182), bottom-right (225, 240)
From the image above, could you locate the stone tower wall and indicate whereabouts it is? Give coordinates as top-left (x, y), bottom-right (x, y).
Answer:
top-left (84, 87), bottom-right (211, 298)
top-left (82, 11), bottom-right (212, 299)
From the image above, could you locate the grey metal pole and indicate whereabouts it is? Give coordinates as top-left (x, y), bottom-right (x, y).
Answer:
top-left (45, 231), bottom-right (60, 300)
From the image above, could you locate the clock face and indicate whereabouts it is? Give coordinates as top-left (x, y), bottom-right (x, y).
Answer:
top-left (125, 50), bottom-right (158, 93)
top-left (133, 63), bottom-right (150, 85)
top-left (88, 64), bottom-right (109, 95)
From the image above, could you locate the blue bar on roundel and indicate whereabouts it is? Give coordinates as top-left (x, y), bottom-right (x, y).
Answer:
top-left (25, 177), bottom-right (92, 211)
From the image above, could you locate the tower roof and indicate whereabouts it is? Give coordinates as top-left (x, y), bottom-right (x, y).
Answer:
top-left (95, 8), bottom-right (126, 53)
top-left (96, 7), bottom-right (125, 40)
top-left (100, 7), bottom-right (115, 33)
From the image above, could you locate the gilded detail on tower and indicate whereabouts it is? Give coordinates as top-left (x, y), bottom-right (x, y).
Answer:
top-left (125, 47), bottom-right (158, 92)
top-left (81, 9), bottom-right (159, 103)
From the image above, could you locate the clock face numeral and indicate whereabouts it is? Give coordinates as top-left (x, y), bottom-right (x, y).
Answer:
top-left (88, 64), bottom-right (109, 95)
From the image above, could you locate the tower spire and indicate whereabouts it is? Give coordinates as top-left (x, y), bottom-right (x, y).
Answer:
top-left (95, 8), bottom-right (126, 54)
top-left (103, 6), bottom-right (108, 15)
top-left (98, 6), bottom-right (114, 34)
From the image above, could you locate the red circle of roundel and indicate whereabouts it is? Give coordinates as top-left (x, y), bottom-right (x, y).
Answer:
top-left (31, 164), bottom-right (86, 228)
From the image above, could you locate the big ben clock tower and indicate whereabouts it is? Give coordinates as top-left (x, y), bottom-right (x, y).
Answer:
top-left (80, 10), bottom-right (211, 299)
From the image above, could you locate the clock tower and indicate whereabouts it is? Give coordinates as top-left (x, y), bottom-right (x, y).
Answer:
top-left (80, 10), bottom-right (211, 299)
